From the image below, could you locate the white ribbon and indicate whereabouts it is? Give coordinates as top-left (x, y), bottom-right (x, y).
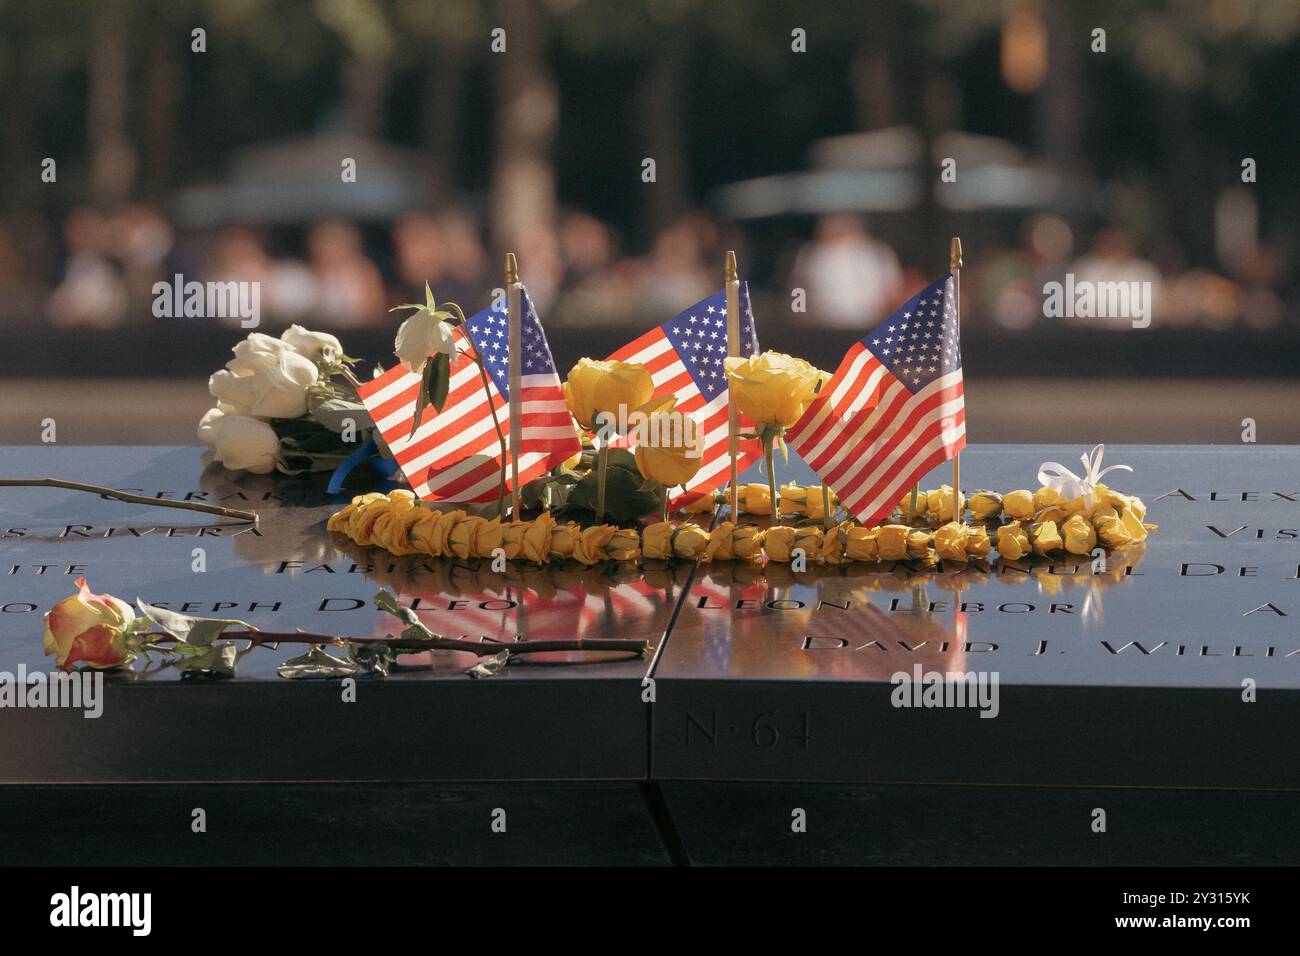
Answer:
top-left (1037, 444), bottom-right (1132, 507)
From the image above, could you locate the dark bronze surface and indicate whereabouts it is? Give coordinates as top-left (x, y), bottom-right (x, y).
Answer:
top-left (0, 446), bottom-right (678, 782)
top-left (5, 444), bottom-right (1300, 791)
top-left (651, 445), bottom-right (1300, 788)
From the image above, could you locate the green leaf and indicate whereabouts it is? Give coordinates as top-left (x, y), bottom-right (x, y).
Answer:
top-left (467, 649), bottom-right (510, 679)
top-left (424, 281), bottom-right (436, 312)
top-left (427, 351), bottom-right (451, 412)
top-left (136, 600), bottom-right (253, 647)
top-left (177, 643), bottom-right (238, 679)
top-left (566, 452), bottom-right (662, 522)
top-left (276, 645), bottom-right (360, 680)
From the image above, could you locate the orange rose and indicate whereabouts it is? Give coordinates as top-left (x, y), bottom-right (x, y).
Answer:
top-left (44, 578), bottom-right (134, 671)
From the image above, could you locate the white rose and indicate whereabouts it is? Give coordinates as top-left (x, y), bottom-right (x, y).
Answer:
top-left (281, 324), bottom-right (343, 363)
top-left (197, 406), bottom-right (224, 445)
top-left (198, 409), bottom-right (280, 474)
top-left (394, 310), bottom-right (456, 375)
top-left (209, 349), bottom-right (318, 419)
top-left (227, 332), bottom-right (292, 373)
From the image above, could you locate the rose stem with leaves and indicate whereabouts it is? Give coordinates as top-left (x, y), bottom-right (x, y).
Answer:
top-left (762, 427), bottom-right (780, 525)
top-left (0, 479), bottom-right (258, 525)
top-left (143, 631), bottom-right (649, 657)
top-left (595, 441), bottom-right (610, 523)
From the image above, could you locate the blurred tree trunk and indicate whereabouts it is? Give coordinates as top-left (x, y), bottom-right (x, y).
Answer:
top-left (490, 0), bottom-right (558, 250)
top-left (635, 38), bottom-right (690, 238)
top-left (88, 0), bottom-right (136, 206)
top-left (421, 40), bottom-right (466, 202)
top-left (141, 13), bottom-right (182, 200)
top-left (851, 49), bottom-right (895, 130)
top-left (1037, 1), bottom-right (1082, 171)
top-left (342, 57), bottom-right (392, 139)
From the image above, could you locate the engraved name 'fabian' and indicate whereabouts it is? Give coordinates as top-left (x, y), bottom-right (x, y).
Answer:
top-left (890, 664), bottom-right (1000, 718)
top-left (50, 886), bottom-right (151, 936)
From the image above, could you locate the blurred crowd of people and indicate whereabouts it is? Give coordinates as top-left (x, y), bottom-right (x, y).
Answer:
top-left (0, 204), bottom-right (1292, 334)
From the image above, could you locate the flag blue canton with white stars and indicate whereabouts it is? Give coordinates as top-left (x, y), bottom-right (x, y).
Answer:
top-left (465, 286), bottom-right (556, 399)
top-left (661, 283), bottom-right (759, 401)
top-left (864, 274), bottom-right (959, 392)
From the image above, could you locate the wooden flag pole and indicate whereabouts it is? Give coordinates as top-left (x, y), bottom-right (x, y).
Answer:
top-left (725, 250), bottom-right (741, 520)
top-left (506, 252), bottom-right (523, 517)
top-left (950, 236), bottom-right (963, 524)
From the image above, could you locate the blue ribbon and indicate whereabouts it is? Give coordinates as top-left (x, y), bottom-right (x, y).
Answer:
top-left (327, 440), bottom-right (399, 494)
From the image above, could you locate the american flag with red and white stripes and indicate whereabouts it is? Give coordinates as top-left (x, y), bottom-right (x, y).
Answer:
top-left (786, 274), bottom-right (965, 525)
top-left (608, 285), bottom-right (761, 507)
top-left (357, 287), bottom-right (580, 503)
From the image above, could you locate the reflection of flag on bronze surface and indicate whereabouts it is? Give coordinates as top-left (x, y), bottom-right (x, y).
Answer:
top-left (787, 275), bottom-right (965, 525)
top-left (607, 286), bottom-right (761, 506)
top-left (358, 287), bottom-right (579, 502)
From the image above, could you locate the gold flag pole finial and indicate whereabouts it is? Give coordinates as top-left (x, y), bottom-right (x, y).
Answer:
top-left (950, 236), bottom-right (963, 271)
top-left (505, 252), bottom-right (519, 285)
top-left (725, 249), bottom-right (738, 283)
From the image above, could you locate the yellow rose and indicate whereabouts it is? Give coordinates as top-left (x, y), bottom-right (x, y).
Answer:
top-left (501, 520), bottom-right (529, 560)
top-left (1095, 514), bottom-right (1133, 549)
top-left (820, 524), bottom-right (847, 564)
top-left (449, 515), bottom-right (488, 560)
top-left (779, 484), bottom-right (837, 519)
top-left (426, 509), bottom-right (467, 557)
top-left (642, 521), bottom-right (673, 560)
top-left (562, 358), bottom-right (654, 431)
top-left (877, 525), bottom-right (911, 561)
top-left (375, 507), bottom-right (425, 555)
top-left (933, 522), bottom-right (970, 563)
top-left (731, 525), bottom-right (765, 560)
top-left (793, 527), bottom-right (824, 563)
top-left (844, 526), bottom-right (879, 561)
top-left (474, 517), bottom-right (505, 558)
top-left (607, 527), bottom-right (642, 562)
top-left (763, 526), bottom-right (797, 562)
top-left (706, 522), bottom-right (737, 561)
top-left (520, 512), bottom-right (556, 564)
top-left (633, 396), bottom-right (704, 488)
top-left (44, 577), bottom-right (134, 671)
top-left (966, 491), bottom-right (1003, 522)
top-left (1030, 520), bottom-right (1063, 555)
top-left (906, 529), bottom-right (933, 560)
top-left (348, 496), bottom-right (394, 545)
top-left (574, 524), bottom-right (617, 565)
top-left (997, 523), bottom-right (1031, 560)
top-left (1002, 490), bottom-right (1035, 520)
top-left (550, 522), bottom-right (581, 560)
top-left (370, 495), bottom-right (417, 553)
top-left (739, 483), bottom-right (772, 515)
top-left (723, 351), bottom-right (821, 427)
top-left (1062, 514), bottom-right (1097, 555)
top-left (408, 509), bottom-right (445, 555)
top-left (672, 525), bottom-right (711, 559)
top-left (965, 525), bottom-right (992, 558)
top-left (1120, 506), bottom-right (1149, 542)
top-left (327, 492), bottom-right (383, 533)
top-left (1033, 487), bottom-right (1063, 513)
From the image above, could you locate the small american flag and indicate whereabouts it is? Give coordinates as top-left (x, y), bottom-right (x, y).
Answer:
top-left (358, 288), bottom-right (580, 503)
top-left (608, 286), bottom-right (761, 506)
top-left (786, 274), bottom-right (965, 525)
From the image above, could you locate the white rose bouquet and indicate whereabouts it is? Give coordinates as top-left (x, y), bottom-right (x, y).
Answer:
top-left (197, 324), bottom-right (379, 478)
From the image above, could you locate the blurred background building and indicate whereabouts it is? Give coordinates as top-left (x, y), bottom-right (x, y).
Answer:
top-left (2, 0), bottom-right (1299, 443)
